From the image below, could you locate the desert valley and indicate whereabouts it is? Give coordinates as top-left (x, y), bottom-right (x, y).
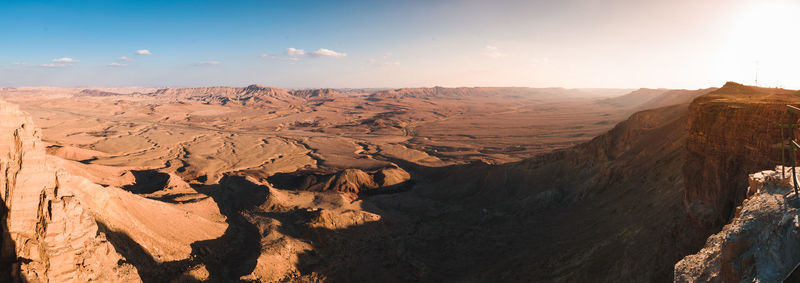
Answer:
top-left (1, 82), bottom-right (799, 282)
top-left (6, 0), bottom-right (800, 282)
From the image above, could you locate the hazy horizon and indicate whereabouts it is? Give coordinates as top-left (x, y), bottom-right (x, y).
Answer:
top-left (3, 0), bottom-right (798, 89)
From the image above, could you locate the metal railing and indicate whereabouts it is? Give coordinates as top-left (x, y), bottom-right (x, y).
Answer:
top-left (778, 105), bottom-right (800, 196)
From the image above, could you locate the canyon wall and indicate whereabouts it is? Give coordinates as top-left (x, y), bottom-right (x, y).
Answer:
top-left (683, 82), bottom-right (800, 232)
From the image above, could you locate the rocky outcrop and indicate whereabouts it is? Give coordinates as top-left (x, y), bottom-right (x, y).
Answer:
top-left (0, 101), bottom-right (140, 282)
top-left (674, 167), bottom-right (800, 282)
top-left (290, 88), bottom-right (341, 100)
top-left (267, 166), bottom-right (412, 196)
top-left (0, 100), bottom-right (227, 282)
top-left (683, 82), bottom-right (800, 231)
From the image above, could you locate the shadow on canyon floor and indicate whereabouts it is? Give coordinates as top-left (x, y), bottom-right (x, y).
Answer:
top-left (101, 175), bottom-right (266, 282)
top-left (102, 145), bottom-right (704, 282)
top-left (121, 170), bottom-right (171, 194)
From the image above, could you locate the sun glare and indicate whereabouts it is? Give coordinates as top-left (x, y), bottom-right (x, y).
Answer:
top-left (720, 0), bottom-right (800, 87)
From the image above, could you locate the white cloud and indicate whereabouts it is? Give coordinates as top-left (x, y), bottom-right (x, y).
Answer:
top-left (285, 48), bottom-right (306, 57)
top-left (52, 57), bottom-right (79, 63)
top-left (40, 57), bottom-right (78, 68)
top-left (119, 56), bottom-right (133, 62)
top-left (194, 61), bottom-right (221, 66)
top-left (108, 62), bottom-right (127, 67)
top-left (136, 49), bottom-right (152, 55)
top-left (483, 45), bottom-right (506, 59)
top-left (40, 63), bottom-right (69, 68)
top-left (310, 48), bottom-right (346, 58)
top-left (280, 47), bottom-right (347, 59)
top-left (261, 54), bottom-right (299, 61)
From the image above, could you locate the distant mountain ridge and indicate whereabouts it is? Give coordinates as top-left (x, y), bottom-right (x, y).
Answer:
top-left (75, 85), bottom-right (689, 108)
top-left (148, 84), bottom-right (302, 106)
top-left (597, 87), bottom-right (717, 111)
top-left (370, 86), bottom-right (639, 99)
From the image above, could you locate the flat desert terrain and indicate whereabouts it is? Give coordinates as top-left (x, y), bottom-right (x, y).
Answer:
top-left (4, 86), bottom-right (636, 170)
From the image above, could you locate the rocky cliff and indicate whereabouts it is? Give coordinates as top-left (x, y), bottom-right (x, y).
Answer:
top-left (377, 83), bottom-right (800, 281)
top-left (0, 100), bottom-right (140, 282)
top-left (683, 82), bottom-right (800, 232)
top-left (0, 99), bottom-right (228, 282)
top-left (675, 167), bottom-right (800, 282)
top-left (331, 102), bottom-right (698, 282)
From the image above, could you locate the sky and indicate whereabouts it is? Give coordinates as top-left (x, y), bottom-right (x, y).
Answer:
top-left (1, 0), bottom-right (799, 89)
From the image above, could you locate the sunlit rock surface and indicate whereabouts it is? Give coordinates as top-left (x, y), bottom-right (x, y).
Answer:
top-left (675, 166), bottom-right (800, 282)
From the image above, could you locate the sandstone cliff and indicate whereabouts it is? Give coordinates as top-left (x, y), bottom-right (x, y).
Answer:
top-left (0, 100), bottom-right (140, 282)
top-left (675, 167), bottom-right (800, 282)
top-left (0, 99), bottom-right (229, 282)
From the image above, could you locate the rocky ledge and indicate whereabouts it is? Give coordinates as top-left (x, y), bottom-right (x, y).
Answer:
top-left (674, 166), bottom-right (800, 282)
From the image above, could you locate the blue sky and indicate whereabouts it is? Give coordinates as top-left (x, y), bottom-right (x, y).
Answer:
top-left (2, 0), bottom-right (799, 89)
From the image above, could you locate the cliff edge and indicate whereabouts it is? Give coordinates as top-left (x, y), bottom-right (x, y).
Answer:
top-left (0, 100), bottom-right (141, 282)
top-left (675, 167), bottom-right (800, 282)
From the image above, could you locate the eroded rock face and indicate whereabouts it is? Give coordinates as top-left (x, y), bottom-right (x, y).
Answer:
top-left (675, 167), bottom-right (800, 282)
top-left (683, 82), bottom-right (800, 231)
top-left (0, 100), bottom-right (140, 282)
